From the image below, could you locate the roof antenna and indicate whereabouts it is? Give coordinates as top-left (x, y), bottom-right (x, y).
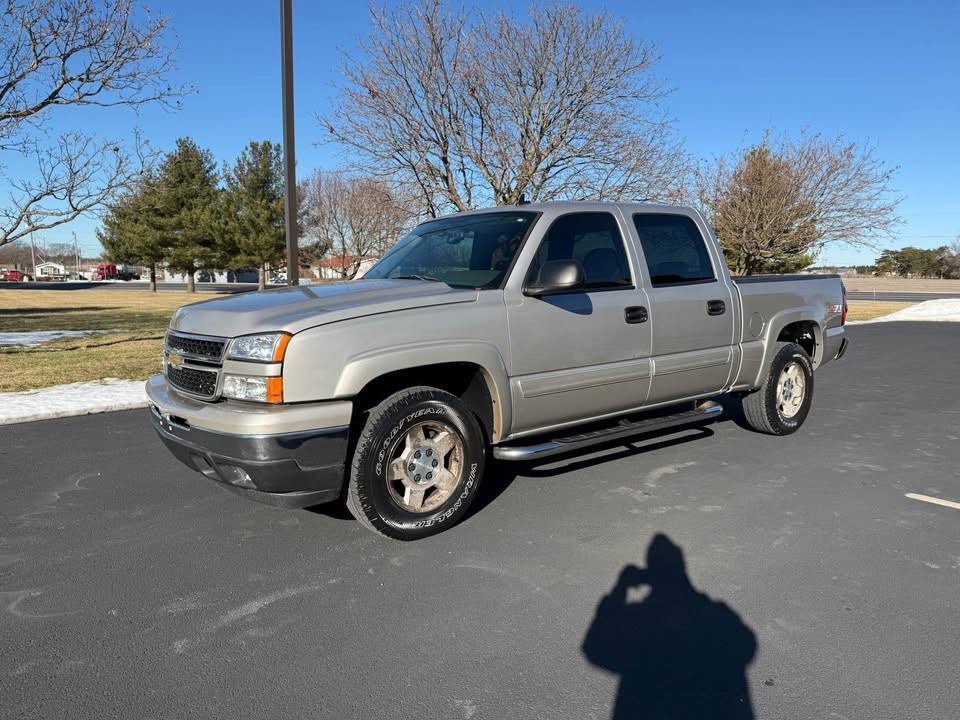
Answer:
top-left (517, 193), bottom-right (530, 206)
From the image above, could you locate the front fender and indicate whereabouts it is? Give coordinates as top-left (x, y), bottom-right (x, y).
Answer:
top-left (331, 341), bottom-right (512, 441)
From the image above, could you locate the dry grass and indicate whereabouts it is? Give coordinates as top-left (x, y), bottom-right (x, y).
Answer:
top-left (842, 277), bottom-right (960, 294)
top-left (845, 300), bottom-right (913, 322)
top-left (0, 338), bottom-right (164, 391)
top-left (0, 289), bottom-right (218, 392)
top-left (0, 288), bottom-right (205, 332)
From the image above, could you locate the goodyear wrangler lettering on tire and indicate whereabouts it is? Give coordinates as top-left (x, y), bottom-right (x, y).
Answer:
top-left (346, 387), bottom-right (486, 540)
top-left (404, 407), bottom-right (445, 423)
top-left (412, 462), bottom-right (479, 528)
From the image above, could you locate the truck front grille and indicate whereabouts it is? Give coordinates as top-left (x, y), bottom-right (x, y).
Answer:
top-left (165, 332), bottom-right (226, 362)
top-left (164, 331), bottom-right (227, 400)
top-left (166, 364), bottom-right (218, 398)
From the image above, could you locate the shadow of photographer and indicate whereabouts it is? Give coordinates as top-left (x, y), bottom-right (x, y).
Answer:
top-left (582, 534), bottom-right (757, 719)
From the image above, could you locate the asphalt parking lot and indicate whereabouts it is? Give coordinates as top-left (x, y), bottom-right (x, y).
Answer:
top-left (2, 322), bottom-right (958, 720)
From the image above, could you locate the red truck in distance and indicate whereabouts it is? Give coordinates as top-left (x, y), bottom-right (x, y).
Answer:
top-left (94, 263), bottom-right (141, 281)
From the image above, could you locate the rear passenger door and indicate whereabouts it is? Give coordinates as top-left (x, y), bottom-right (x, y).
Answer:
top-left (630, 212), bottom-right (735, 405)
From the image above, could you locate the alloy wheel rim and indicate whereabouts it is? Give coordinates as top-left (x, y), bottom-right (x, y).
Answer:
top-left (386, 420), bottom-right (465, 513)
top-left (776, 361), bottom-right (806, 419)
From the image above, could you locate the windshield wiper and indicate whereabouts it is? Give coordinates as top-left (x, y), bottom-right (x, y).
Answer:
top-left (391, 274), bottom-right (444, 282)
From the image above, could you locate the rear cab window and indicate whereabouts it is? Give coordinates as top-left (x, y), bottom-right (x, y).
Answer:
top-left (633, 213), bottom-right (716, 287)
top-left (528, 212), bottom-right (633, 290)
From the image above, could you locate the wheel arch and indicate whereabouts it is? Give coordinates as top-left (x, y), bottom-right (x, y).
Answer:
top-left (751, 309), bottom-right (822, 387)
top-left (776, 320), bottom-right (821, 364)
top-left (335, 343), bottom-right (511, 443)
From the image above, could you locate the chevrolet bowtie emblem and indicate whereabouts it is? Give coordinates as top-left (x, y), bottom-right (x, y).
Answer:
top-left (166, 350), bottom-right (185, 369)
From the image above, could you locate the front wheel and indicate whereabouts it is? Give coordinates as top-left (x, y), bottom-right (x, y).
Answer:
top-left (742, 342), bottom-right (814, 435)
top-left (346, 386), bottom-right (486, 540)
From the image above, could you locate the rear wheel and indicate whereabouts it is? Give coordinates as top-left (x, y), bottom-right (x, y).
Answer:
top-left (742, 342), bottom-right (814, 435)
top-left (346, 386), bottom-right (486, 540)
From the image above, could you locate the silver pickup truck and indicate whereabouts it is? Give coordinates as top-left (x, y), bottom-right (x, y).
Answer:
top-left (147, 201), bottom-right (848, 539)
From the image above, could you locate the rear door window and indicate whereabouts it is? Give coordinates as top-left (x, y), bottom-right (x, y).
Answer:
top-left (633, 213), bottom-right (716, 286)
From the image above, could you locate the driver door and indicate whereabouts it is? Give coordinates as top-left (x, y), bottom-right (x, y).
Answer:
top-left (504, 211), bottom-right (653, 437)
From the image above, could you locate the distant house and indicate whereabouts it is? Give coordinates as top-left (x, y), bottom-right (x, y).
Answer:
top-left (35, 261), bottom-right (66, 279)
top-left (314, 255), bottom-right (379, 280)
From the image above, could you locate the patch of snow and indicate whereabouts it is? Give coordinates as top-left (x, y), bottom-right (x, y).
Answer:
top-left (0, 378), bottom-right (147, 426)
top-left (850, 299), bottom-right (960, 324)
top-left (0, 329), bottom-right (120, 346)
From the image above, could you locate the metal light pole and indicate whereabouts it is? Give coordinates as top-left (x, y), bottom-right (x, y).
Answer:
top-left (280, 0), bottom-right (299, 285)
top-left (29, 230), bottom-right (37, 278)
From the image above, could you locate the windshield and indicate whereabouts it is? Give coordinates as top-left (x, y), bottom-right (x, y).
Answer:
top-left (362, 211), bottom-right (539, 289)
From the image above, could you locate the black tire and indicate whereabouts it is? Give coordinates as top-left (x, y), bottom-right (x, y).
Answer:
top-left (345, 386), bottom-right (486, 540)
top-left (742, 342), bottom-right (814, 435)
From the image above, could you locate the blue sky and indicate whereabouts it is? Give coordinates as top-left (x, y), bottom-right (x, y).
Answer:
top-left (15, 0), bottom-right (960, 264)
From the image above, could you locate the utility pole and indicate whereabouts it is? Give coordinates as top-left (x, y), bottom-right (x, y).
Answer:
top-left (73, 231), bottom-right (80, 274)
top-left (280, 0), bottom-right (299, 285)
top-left (29, 230), bottom-right (37, 278)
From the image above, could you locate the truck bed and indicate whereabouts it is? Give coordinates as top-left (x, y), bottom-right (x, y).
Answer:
top-left (732, 273), bottom-right (845, 370)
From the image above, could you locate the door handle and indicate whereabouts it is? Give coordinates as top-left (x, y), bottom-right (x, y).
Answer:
top-left (625, 306), bottom-right (648, 324)
top-left (707, 300), bottom-right (726, 316)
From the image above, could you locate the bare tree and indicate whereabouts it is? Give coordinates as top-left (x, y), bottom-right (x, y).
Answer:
top-left (693, 131), bottom-right (902, 275)
top-left (321, 0), bottom-right (686, 215)
top-left (0, 236), bottom-right (33, 268)
top-left (35, 240), bottom-right (73, 265)
top-left (939, 238), bottom-right (960, 279)
top-left (295, 172), bottom-right (332, 269)
top-left (299, 169), bottom-right (412, 279)
top-left (0, 0), bottom-right (190, 247)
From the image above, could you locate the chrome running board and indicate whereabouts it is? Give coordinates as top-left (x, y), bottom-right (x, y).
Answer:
top-left (493, 402), bottom-right (723, 461)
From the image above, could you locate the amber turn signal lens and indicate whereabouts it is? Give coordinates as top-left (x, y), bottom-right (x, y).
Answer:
top-left (272, 333), bottom-right (292, 363)
top-left (266, 377), bottom-right (284, 403)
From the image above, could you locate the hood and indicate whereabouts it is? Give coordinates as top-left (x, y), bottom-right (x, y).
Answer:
top-left (169, 279), bottom-right (478, 337)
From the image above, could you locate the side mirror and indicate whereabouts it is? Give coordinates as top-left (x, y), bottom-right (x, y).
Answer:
top-left (524, 259), bottom-right (585, 297)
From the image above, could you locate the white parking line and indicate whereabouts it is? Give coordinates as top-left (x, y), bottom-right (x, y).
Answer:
top-left (905, 493), bottom-right (960, 511)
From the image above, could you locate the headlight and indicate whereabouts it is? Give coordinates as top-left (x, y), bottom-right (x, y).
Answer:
top-left (228, 333), bottom-right (291, 362)
top-left (222, 374), bottom-right (284, 403)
